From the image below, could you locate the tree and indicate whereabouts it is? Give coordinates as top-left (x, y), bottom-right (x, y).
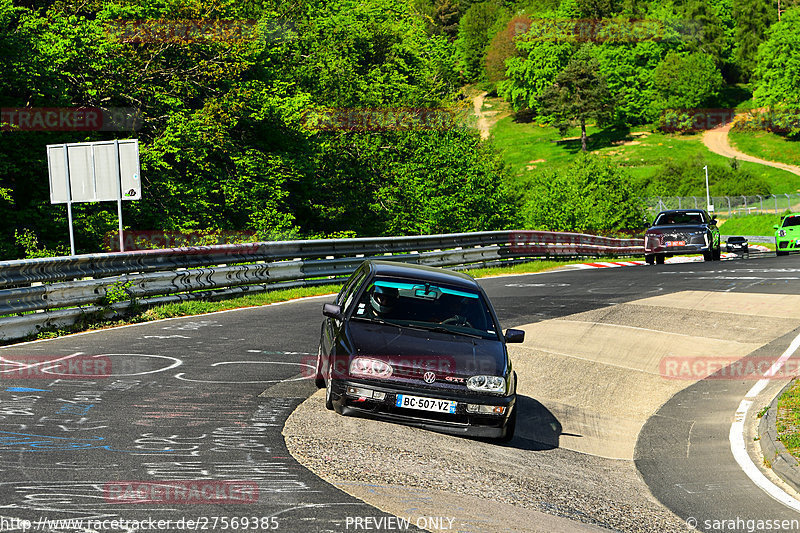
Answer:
top-left (575, 0), bottom-right (620, 18)
top-left (539, 46), bottom-right (613, 151)
top-left (522, 153), bottom-right (643, 233)
top-left (455, 1), bottom-right (506, 81)
top-left (650, 51), bottom-right (724, 113)
top-left (732, 0), bottom-right (774, 80)
top-left (484, 14), bottom-right (529, 88)
top-left (500, 37), bottom-right (573, 111)
top-left (753, 7), bottom-right (800, 107)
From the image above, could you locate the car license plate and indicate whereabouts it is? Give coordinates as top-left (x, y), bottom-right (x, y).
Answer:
top-left (396, 394), bottom-right (456, 414)
top-left (665, 241), bottom-right (686, 247)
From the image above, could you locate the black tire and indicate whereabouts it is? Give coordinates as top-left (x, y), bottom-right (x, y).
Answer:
top-left (655, 254), bottom-right (665, 265)
top-left (645, 254), bottom-right (655, 265)
top-left (324, 377), bottom-right (334, 411)
top-left (703, 251), bottom-right (713, 261)
top-left (314, 347), bottom-right (325, 389)
top-left (777, 250), bottom-right (789, 257)
top-left (713, 246), bottom-right (721, 261)
top-left (498, 405), bottom-right (517, 443)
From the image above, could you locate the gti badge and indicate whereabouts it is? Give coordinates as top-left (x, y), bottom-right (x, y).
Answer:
top-left (423, 371), bottom-right (436, 384)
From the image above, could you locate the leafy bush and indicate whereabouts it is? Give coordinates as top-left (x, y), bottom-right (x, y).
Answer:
top-left (521, 153), bottom-right (645, 233)
top-left (640, 155), bottom-right (771, 197)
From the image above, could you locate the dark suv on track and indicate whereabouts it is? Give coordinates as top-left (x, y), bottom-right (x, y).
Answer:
top-left (644, 209), bottom-right (721, 264)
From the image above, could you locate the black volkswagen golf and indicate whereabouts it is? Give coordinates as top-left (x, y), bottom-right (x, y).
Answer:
top-left (316, 260), bottom-right (524, 441)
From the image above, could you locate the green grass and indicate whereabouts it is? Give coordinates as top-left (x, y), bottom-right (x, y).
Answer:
top-left (777, 380), bottom-right (800, 459)
top-left (467, 259), bottom-right (595, 278)
top-left (729, 130), bottom-right (800, 172)
top-left (11, 258), bottom-right (597, 345)
top-left (719, 213), bottom-right (784, 236)
top-left (488, 96), bottom-right (800, 193)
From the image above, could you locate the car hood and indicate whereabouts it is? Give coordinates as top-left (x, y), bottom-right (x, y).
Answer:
top-left (345, 320), bottom-right (505, 378)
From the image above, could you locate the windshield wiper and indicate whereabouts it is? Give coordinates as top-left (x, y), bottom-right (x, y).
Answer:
top-left (401, 323), bottom-right (483, 339)
top-left (351, 316), bottom-right (396, 327)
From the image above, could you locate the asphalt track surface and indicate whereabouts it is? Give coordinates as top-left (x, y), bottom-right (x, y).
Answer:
top-left (0, 252), bottom-right (799, 532)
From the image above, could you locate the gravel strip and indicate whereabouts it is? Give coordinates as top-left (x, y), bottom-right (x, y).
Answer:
top-left (283, 393), bottom-right (687, 533)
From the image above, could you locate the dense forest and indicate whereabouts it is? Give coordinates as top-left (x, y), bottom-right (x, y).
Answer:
top-left (0, 0), bottom-right (797, 258)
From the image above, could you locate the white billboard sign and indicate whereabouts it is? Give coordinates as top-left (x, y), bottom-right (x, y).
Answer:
top-left (46, 139), bottom-right (141, 254)
top-left (47, 139), bottom-right (140, 203)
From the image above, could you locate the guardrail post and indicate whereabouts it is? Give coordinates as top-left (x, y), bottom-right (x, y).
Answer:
top-left (726, 196), bottom-right (731, 216)
top-left (678, 197), bottom-right (681, 209)
top-left (757, 195), bottom-right (763, 214)
top-left (692, 196), bottom-right (698, 209)
top-left (774, 195), bottom-right (778, 214)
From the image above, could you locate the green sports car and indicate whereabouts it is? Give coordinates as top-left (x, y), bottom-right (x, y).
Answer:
top-left (775, 214), bottom-right (800, 256)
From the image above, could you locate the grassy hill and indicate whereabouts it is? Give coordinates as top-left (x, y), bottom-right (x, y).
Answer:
top-left (486, 95), bottom-right (800, 194)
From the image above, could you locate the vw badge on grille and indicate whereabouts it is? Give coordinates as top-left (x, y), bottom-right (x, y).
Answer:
top-left (423, 371), bottom-right (436, 384)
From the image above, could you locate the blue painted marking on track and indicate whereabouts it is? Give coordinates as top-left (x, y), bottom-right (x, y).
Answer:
top-left (3, 387), bottom-right (51, 392)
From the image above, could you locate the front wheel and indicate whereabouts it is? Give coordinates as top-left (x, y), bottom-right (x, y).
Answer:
top-left (703, 251), bottom-right (713, 261)
top-left (314, 347), bottom-right (325, 389)
top-left (713, 246), bottom-right (721, 261)
top-left (498, 406), bottom-right (517, 443)
top-left (645, 254), bottom-right (655, 265)
top-left (325, 377), bottom-right (334, 411)
top-left (777, 250), bottom-right (789, 257)
top-left (655, 255), bottom-right (665, 265)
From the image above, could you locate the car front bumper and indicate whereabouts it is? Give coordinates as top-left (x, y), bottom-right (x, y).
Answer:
top-left (777, 237), bottom-right (800, 252)
top-left (645, 233), bottom-right (713, 255)
top-left (329, 379), bottom-right (515, 438)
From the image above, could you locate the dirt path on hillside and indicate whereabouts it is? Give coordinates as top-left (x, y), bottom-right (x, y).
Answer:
top-left (702, 118), bottom-right (800, 176)
top-left (473, 91), bottom-right (491, 140)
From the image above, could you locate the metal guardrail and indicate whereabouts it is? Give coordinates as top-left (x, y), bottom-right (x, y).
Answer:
top-left (0, 230), bottom-right (643, 342)
top-left (738, 235), bottom-right (776, 244)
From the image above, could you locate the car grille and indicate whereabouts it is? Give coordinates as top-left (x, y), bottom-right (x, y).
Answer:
top-left (659, 232), bottom-right (706, 245)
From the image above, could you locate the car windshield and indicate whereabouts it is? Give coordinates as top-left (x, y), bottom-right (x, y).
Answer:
top-left (727, 237), bottom-right (745, 242)
top-left (352, 278), bottom-right (499, 340)
top-left (782, 216), bottom-right (800, 228)
top-left (654, 212), bottom-right (705, 225)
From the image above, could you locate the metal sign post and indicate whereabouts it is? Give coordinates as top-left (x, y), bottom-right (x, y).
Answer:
top-left (114, 139), bottom-right (124, 252)
top-left (703, 165), bottom-right (714, 213)
top-left (62, 143), bottom-right (76, 256)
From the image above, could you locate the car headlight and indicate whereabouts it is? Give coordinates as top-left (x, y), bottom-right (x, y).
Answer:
top-left (779, 230), bottom-right (786, 237)
top-left (467, 375), bottom-right (505, 394)
top-left (349, 357), bottom-right (393, 379)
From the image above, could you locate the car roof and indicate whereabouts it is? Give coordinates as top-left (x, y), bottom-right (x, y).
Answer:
top-left (656, 209), bottom-right (707, 215)
top-left (365, 260), bottom-right (480, 290)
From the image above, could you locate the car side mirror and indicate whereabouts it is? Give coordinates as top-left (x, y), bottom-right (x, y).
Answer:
top-left (711, 218), bottom-right (717, 225)
top-left (504, 329), bottom-right (525, 343)
top-left (322, 303), bottom-right (343, 320)
top-left (774, 225), bottom-right (779, 230)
